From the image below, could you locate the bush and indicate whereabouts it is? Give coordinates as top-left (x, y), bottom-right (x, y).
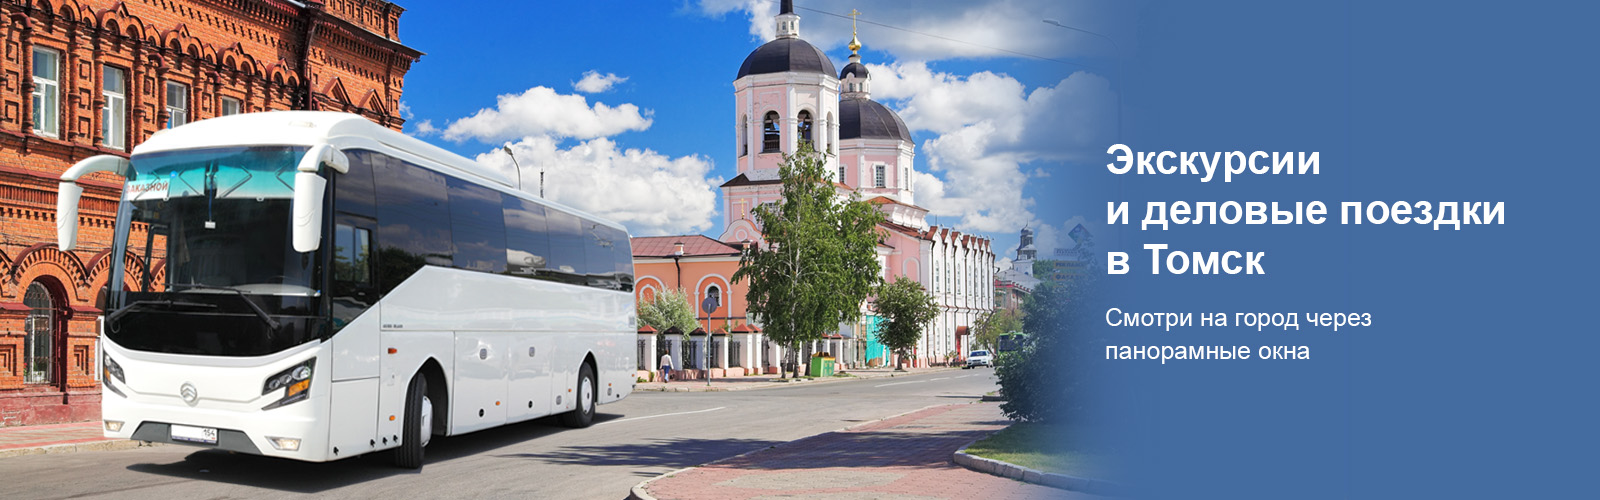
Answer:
top-left (995, 278), bottom-right (1088, 423)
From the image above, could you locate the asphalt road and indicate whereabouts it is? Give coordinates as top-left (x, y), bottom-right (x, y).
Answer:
top-left (0, 369), bottom-right (999, 500)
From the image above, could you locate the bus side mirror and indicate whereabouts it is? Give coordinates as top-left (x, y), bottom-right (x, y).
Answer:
top-left (291, 145), bottom-right (349, 253)
top-left (57, 155), bottom-right (131, 251)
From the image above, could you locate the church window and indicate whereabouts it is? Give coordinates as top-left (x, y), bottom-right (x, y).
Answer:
top-left (839, 165), bottom-right (846, 183)
top-left (762, 111), bottom-right (780, 153)
top-left (739, 114), bottom-right (748, 157)
top-left (797, 110), bottom-right (813, 150)
top-left (874, 165), bottom-right (885, 188)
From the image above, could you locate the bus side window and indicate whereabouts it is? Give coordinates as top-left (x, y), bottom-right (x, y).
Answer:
top-left (331, 151), bottom-right (379, 332)
top-left (373, 156), bottom-right (452, 296)
top-left (544, 209), bottom-right (586, 286)
top-left (333, 224), bottom-right (372, 284)
top-left (502, 195), bottom-right (551, 278)
top-left (446, 177), bottom-right (508, 274)
top-left (583, 220), bottom-right (616, 289)
top-left (611, 226), bottom-right (634, 292)
top-left (331, 221), bottom-right (374, 331)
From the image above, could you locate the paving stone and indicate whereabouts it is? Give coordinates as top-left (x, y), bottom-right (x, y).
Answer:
top-left (642, 403), bottom-right (1097, 500)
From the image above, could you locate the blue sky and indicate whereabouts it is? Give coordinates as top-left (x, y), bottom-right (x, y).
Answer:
top-left (393, 0), bottom-right (1123, 266)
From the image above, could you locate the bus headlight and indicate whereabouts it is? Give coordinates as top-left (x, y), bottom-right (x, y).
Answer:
top-left (261, 359), bottom-right (315, 410)
top-left (103, 354), bottom-right (127, 398)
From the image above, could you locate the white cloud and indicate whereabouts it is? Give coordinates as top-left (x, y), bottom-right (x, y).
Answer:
top-left (411, 119), bottom-right (436, 136)
top-left (397, 101), bottom-right (414, 120)
top-left (574, 71), bottom-right (629, 93)
top-left (434, 86), bottom-right (652, 144)
top-left (694, 0), bottom-right (1121, 62)
top-left (477, 137), bottom-right (721, 236)
top-left (884, 62), bottom-right (1113, 232)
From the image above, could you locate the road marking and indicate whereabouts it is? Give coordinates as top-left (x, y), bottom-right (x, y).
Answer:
top-left (596, 406), bottom-right (725, 426)
top-left (874, 380), bottom-right (927, 388)
top-left (930, 377), bottom-right (949, 381)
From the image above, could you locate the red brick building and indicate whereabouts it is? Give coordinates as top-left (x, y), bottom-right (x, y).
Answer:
top-left (0, 0), bottom-right (419, 426)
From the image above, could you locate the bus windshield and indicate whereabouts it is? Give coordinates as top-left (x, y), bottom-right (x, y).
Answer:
top-left (108, 146), bottom-right (328, 356)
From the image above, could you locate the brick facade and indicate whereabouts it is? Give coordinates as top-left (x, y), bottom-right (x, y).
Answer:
top-left (0, 0), bottom-right (419, 426)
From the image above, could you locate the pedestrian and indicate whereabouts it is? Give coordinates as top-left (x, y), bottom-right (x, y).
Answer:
top-left (660, 352), bottom-right (673, 383)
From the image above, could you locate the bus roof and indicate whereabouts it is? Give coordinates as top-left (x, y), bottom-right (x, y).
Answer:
top-left (132, 111), bottom-right (627, 233)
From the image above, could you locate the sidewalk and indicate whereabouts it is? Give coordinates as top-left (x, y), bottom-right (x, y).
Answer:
top-left (0, 421), bottom-right (150, 459)
top-left (633, 402), bottom-right (1099, 500)
top-left (635, 366), bottom-right (967, 392)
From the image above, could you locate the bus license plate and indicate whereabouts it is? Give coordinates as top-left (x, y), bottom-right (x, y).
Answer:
top-left (171, 424), bottom-right (218, 444)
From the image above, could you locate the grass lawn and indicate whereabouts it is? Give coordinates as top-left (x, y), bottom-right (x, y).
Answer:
top-left (963, 422), bottom-right (1109, 480)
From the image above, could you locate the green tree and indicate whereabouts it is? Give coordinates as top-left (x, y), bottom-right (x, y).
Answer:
top-left (637, 288), bottom-right (699, 357)
top-left (873, 277), bottom-right (940, 370)
top-left (733, 143), bottom-right (884, 378)
top-left (973, 307), bottom-right (1024, 352)
top-left (995, 272), bottom-right (1098, 423)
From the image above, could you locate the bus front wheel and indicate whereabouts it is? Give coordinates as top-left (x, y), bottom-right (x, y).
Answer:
top-left (393, 373), bottom-right (430, 468)
top-left (560, 363), bottom-right (596, 428)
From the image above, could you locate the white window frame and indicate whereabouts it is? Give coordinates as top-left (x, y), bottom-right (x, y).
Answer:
top-left (220, 96), bottom-right (242, 117)
top-left (102, 65), bottom-right (127, 150)
top-left (31, 47), bottom-right (61, 138)
top-left (166, 81), bottom-right (188, 128)
top-left (874, 164), bottom-right (885, 188)
top-left (839, 165), bottom-right (846, 183)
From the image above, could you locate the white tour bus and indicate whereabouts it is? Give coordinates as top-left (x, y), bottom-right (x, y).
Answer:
top-left (56, 111), bottom-right (636, 467)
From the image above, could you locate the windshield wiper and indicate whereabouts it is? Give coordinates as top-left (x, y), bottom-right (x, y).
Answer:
top-left (170, 283), bottom-right (282, 332)
top-left (106, 299), bottom-right (217, 325)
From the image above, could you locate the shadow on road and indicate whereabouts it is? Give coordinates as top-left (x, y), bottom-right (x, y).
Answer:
top-left (498, 436), bottom-right (783, 477)
top-left (716, 427), bottom-right (996, 470)
top-left (123, 413), bottom-right (623, 494)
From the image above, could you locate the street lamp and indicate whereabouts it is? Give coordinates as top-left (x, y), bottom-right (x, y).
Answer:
top-left (501, 146), bottom-right (544, 198)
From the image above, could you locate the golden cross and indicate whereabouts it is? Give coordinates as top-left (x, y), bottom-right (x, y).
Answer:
top-left (734, 197), bottom-right (751, 218)
top-left (849, 9), bottom-right (861, 35)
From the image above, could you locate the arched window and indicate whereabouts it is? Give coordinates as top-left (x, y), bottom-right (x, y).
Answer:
top-left (706, 284), bottom-right (722, 312)
top-left (739, 114), bottom-right (748, 157)
top-left (796, 110), bottom-right (813, 150)
top-left (24, 281), bottom-right (56, 385)
top-left (762, 112), bottom-right (780, 153)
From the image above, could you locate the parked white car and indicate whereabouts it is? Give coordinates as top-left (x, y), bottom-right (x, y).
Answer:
top-left (965, 350), bottom-right (994, 368)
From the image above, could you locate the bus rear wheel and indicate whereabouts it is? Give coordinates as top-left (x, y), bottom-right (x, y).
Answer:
top-left (393, 373), bottom-right (431, 468)
top-left (560, 363), bottom-right (596, 428)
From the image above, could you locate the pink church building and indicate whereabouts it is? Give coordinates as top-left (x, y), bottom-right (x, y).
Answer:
top-left (634, 1), bottom-right (994, 375)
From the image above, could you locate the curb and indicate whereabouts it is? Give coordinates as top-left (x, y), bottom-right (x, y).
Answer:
top-left (627, 402), bottom-right (970, 500)
top-left (0, 439), bottom-right (159, 459)
top-left (952, 440), bottom-right (1122, 496)
top-left (636, 367), bottom-right (964, 393)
